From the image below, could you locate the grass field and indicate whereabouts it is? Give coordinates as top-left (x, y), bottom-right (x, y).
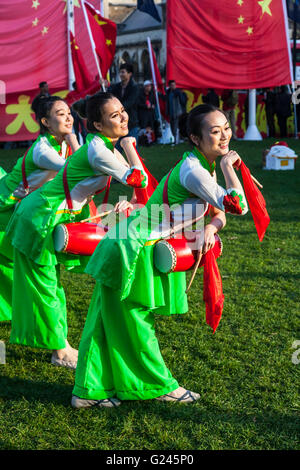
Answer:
top-left (0, 139), bottom-right (299, 450)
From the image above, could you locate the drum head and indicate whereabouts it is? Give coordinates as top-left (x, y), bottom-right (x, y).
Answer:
top-left (53, 224), bottom-right (68, 252)
top-left (154, 240), bottom-right (176, 274)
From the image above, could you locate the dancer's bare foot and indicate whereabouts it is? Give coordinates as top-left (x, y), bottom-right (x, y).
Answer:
top-left (156, 386), bottom-right (200, 403)
top-left (51, 340), bottom-right (78, 369)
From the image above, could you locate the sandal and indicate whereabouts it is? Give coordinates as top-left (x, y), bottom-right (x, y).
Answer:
top-left (71, 395), bottom-right (121, 409)
top-left (156, 389), bottom-right (200, 403)
top-left (51, 355), bottom-right (77, 370)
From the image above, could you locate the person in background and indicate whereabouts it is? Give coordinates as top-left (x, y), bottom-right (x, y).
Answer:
top-left (202, 88), bottom-right (220, 108)
top-left (137, 80), bottom-right (155, 130)
top-left (31, 81), bottom-right (51, 119)
top-left (221, 89), bottom-right (238, 139)
top-left (71, 82), bottom-right (88, 145)
top-left (165, 80), bottom-right (187, 144)
top-left (275, 86), bottom-right (292, 138)
top-left (263, 88), bottom-right (277, 138)
top-left (109, 63), bottom-right (140, 145)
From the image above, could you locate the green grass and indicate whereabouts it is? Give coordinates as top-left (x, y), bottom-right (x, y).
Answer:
top-left (0, 139), bottom-right (299, 450)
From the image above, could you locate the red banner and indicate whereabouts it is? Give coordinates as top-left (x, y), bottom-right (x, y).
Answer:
top-left (0, 1), bottom-right (102, 142)
top-left (167, 0), bottom-right (293, 89)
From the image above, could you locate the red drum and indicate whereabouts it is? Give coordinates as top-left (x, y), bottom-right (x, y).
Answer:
top-left (154, 233), bottom-right (222, 274)
top-left (53, 222), bottom-right (107, 256)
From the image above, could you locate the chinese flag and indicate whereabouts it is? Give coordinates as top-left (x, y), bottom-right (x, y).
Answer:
top-left (83, 1), bottom-right (117, 78)
top-left (167, 0), bottom-right (293, 89)
top-left (70, 31), bottom-right (94, 92)
top-left (149, 42), bottom-right (168, 120)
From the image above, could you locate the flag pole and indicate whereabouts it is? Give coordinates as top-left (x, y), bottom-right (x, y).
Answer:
top-left (243, 89), bottom-right (263, 141)
top-left (147, 37), bottom-right (165, 144)
top-left (67, 0), bottom-right (75, 90)
top-left (81, 0), bottom-right (106, 91)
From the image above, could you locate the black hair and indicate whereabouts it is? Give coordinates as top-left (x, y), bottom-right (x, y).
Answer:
top-left (168, 79), bottom-right (176, 85)
top-left (120, 63), bottom-right (133, 74)
top-left (37, 96), bottom-right (68, 135)
top-left (178, 104), bottom-right (227, 145)
top-left (72, 92), bottom-right (115, 133)
top-left (39, 81), bottom-right (47, 88)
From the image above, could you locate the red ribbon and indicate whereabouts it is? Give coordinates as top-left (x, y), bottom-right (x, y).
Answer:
top-left (238, 161), bottom-right (270, 242)
top-left (203, 249), bottom-right (224, 334)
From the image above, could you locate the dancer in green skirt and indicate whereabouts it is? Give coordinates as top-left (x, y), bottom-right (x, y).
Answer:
top-left (72, 104), bottom-right (249, 408)
top-left (0, 96), bottom-right (79, 321)
top-left (6, 92), bottom-right (148, 369)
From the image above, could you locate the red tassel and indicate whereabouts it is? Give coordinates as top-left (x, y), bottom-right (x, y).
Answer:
top-left (239, 162), bottom-right (270, 242)
top-left (132, 142), bottom-right (158, 205)
top-left (203, 249), bottom-right (224, 333)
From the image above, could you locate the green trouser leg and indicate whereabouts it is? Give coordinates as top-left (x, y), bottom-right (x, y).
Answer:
top-left (10, 249), bottom-right (67, 350)
top-left (0, 208), bottom-right (15, 322)
top-left (73, 282), bottom-right (179, 401)
top-left (0, 252), bottom-right (13, 321)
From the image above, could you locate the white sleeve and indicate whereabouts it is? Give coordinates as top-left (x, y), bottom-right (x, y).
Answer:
top-left (32, 137), bottom-right (66, 171)
top-left (88, 137), bottom-right (137, 184)
top-left (180, 157), bottom-right (248, 215)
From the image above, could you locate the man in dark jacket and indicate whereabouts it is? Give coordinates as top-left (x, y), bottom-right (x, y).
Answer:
top-left (31, 81), bottom-right (50, 119)
top-left (166, 80), bottom-right (187, 144)
top-left (109, 63), bottom-right (140, 143)
top-left (137, 80), bottom-right (155, 129)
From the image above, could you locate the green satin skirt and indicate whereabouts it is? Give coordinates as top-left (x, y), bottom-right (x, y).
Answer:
top-left (0, 206), bottom-right (15, 321)
top-left (10, 249), bottom-right (68, 349)
top-left (73, 282), bottom-right (179, 401)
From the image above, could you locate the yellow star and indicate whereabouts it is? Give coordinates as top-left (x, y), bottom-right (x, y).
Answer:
top-left (106, 39), bottom-right (112, 46)
top-left (238, 15), bottom-right (244, 24)
top-left (41, 26), bottom-right (49, 35)
top-left (247, 26), bottom-right (254, 35)
top-left (32, 0), bottom-right (40, 9)
top-left (32, 17), bottom-right (39, 27)
top-left (258, 0), bottom-right (272, 17)
top-left (94, 15), bottom-right (107, 26)
top-left (237, 0), bottom-right (243, 6)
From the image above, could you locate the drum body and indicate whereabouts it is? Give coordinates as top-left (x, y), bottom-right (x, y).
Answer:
top-left (53, 222), bottom-right (107, 256)
top-left (154, 233), bottom-right (222, 274)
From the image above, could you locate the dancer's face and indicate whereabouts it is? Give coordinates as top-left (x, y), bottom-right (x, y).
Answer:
top-left (42, 101), bottom-right (73, 137)
top-left (196, 111), bottom-right (232, 160)
top-left (93, 98), bottom-right (129, 139)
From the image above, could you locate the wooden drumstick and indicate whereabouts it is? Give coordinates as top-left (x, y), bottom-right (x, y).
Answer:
top-left (250, 174), bottom-right (263, 189)
top-left (80, 210), bottom-right (112, 223)
top-left (185, 251), bottom-right (203, 293)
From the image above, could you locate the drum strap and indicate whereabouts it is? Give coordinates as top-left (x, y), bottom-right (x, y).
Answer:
top-left (21, 148), bottom-right (31, 195)
top-left (63, 159), bottom-right (112, 211)
top-left (162, 159), bottom-right (182, 234)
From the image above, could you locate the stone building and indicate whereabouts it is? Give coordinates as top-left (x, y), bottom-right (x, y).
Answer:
top-left (103, 1), bottom-right (166, 84)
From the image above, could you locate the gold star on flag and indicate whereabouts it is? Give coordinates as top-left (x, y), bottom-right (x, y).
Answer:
top-left (32, 0), bottom-right (40, 9)
top-left (247, 26), bottom-right (254, 35)
top-left (238, 15), bottom-right (244, 24)
top-left (94, 15), bottom-right (107, 26)
top-left (237, 0), bottom-right (243, 6)
top-left (32, 17), bottom-right (39, 27)
top-left (41, 26), bottom-right (49, 35)
top-left (106, 39), bottom-right (112, 46)
top-left (258, 0), bottom-right (272, 17)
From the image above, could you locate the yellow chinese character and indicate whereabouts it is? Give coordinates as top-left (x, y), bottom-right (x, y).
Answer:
top-left (5, 95), bottom-right (39, 135)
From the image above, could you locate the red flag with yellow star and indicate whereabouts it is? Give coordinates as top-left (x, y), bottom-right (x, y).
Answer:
top-left (83, 1), bottom-right (117, 78)
top-left (70, 31), bottom-right (94, 92)
top-left (167, 0), bottom-right (293, 89)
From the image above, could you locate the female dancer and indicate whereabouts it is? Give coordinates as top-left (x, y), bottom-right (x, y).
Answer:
top-left (0, 96), bottom-right (79, 321)
top-left (72, 103), bottom-right (249, 408)
top-left (6, 92), bottom-right (148, 368)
